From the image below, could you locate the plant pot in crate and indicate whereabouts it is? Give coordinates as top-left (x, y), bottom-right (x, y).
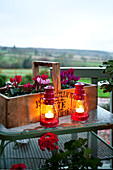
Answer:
top-left (0, 61), bottom-right (97, 128)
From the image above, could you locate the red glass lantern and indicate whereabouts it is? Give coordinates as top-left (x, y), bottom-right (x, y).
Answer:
top-left (40, 85), bottom-right (59, 128)
top-left (71, 82), bottom-right (89, 121)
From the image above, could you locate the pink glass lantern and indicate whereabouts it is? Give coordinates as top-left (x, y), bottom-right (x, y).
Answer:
top-left (40, 85), bottom-right (59, 128)
top-left (71, 82), bottom-right (89, 121)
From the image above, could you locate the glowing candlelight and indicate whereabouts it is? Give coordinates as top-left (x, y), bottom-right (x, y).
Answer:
top-left (76, 106), bottom-right (84, 113)
top-left (45, 110), bottom-right (54, 119)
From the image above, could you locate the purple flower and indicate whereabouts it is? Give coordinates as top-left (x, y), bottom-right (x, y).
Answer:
top-left (60, 69), bottom-right (80, 88)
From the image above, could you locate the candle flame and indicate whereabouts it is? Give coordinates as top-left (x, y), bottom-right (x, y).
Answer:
top-left (76, 105), bottom-right (84, 113)
top-left (45, 110), bottom-right (54, 118)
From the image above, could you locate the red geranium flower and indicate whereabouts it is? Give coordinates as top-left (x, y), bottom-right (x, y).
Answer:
top-left (38, 132), bottom-right (59, 151)
top-left (10, 163), bottom-right (27, 170)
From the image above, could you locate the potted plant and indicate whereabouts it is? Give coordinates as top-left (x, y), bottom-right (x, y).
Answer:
top-left (100, 60), bottom-right (113, 93)
top-left (2, 74), bottom-right (50, 97)
top-left (38, 133), bottom-right (102, 170)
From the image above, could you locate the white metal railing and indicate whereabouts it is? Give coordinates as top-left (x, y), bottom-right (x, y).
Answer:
top-left (59, 67), bottom-right (112, 112)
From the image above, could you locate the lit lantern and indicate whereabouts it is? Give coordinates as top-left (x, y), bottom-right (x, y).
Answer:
top-left (71, 82), bottom-right (89, 121)
top-left (40, 85), bottom-right (59, 128)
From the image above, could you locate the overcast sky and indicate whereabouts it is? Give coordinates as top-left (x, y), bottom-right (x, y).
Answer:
top-left (0, 0), bottom-right (113, 52)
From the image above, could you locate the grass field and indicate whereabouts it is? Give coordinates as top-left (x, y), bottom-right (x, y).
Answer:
top-left (79, 78), bottom-right (110, 98)
top-left (0, 68), bottom-right (33, 77)
top-left (71, 61), bottom-right (101, 67)
top-left (0, 69), bottom-right (110, 98)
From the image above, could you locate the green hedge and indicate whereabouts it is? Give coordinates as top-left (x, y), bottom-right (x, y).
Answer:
top-left (0, 75), bottom-right (7, 87)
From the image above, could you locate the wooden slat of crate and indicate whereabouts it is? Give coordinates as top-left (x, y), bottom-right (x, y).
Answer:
top-left (0, 95), bottom-right (7, 126)
top-left (32, 61), bottom-right (61, 92)
top-left (85, 84), bottom-right (97, 110)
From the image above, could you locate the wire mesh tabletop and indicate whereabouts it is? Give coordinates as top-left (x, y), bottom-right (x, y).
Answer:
top-left (1, 132), bottom-right (113, 169)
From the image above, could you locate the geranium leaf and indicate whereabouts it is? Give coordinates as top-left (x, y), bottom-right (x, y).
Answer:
top-left (84, 148), bottom-right (92, 156)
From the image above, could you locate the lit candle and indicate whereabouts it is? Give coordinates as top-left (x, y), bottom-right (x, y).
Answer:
top-left (76, 106), bottom-right (84, 113)
top-left (45, 110), bottom-right (54, 120)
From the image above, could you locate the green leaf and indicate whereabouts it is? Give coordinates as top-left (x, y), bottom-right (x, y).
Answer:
top-left (59, 149), bottom-right (64, 153)
top-left (10, 88), bottom-right (17, 96)
top-left (102, 60), bottom-right (113, 66)
top-left (48, 150), bottom-right (70, 163)
top-left (104, 66), bottom-right (113, 74)
top-left (84, 148), bottom-right (92, 157)
top-left (100, 84), bottom-right (113, 92)
top-left (64, 140), bottom-right (75, 150)
top-left (106, 60), bottom-right (113, 65)
top-left (77, 138), bottom-right (88, 145)
top-left (44, 138), bottom-right (103, 170)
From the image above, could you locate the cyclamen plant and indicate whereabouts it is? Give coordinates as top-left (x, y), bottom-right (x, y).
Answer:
top-left (3, 69), bottom-right (80, 97)
top-left (33, 74), bottom-right (50, 92)
top-left (4, 74), bottom-right (50, 97)
top-left (60, 68), bottom-right (80, 89)
top-left (5, 75), bottom-right (26, 97)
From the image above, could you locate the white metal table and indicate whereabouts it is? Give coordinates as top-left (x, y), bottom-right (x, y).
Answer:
top-left (0, 106), bottom-right (113, 169)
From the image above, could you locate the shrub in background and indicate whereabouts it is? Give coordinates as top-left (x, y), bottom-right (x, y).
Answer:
top-left (20, 74), bottom-right (33, 85)
top-left (0, 75), bottom-right (7, 87)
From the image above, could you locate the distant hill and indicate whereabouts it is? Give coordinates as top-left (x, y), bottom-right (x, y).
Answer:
top-left (0, 46), bottom-right (113, 68)
top-left (0, 46), bottom-right (112, 57)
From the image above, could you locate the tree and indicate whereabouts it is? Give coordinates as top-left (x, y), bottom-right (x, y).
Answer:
top-left (23, 58), bottom-right (32, 68)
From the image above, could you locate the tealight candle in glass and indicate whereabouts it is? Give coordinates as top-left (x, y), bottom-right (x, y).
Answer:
top-left (71, 82), bottom-right (89, 121)
top-left (40, 86), bottom-right (59, 128)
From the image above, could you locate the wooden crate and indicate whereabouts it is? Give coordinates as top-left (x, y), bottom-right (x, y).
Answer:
top-left (0, 61), bottom-right (97, 128)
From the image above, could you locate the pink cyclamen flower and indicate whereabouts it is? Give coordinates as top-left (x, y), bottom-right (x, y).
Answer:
top-left (37, 77), bottom-right (44, 84)
top-left (42, 79), bottom-right (50, 85)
